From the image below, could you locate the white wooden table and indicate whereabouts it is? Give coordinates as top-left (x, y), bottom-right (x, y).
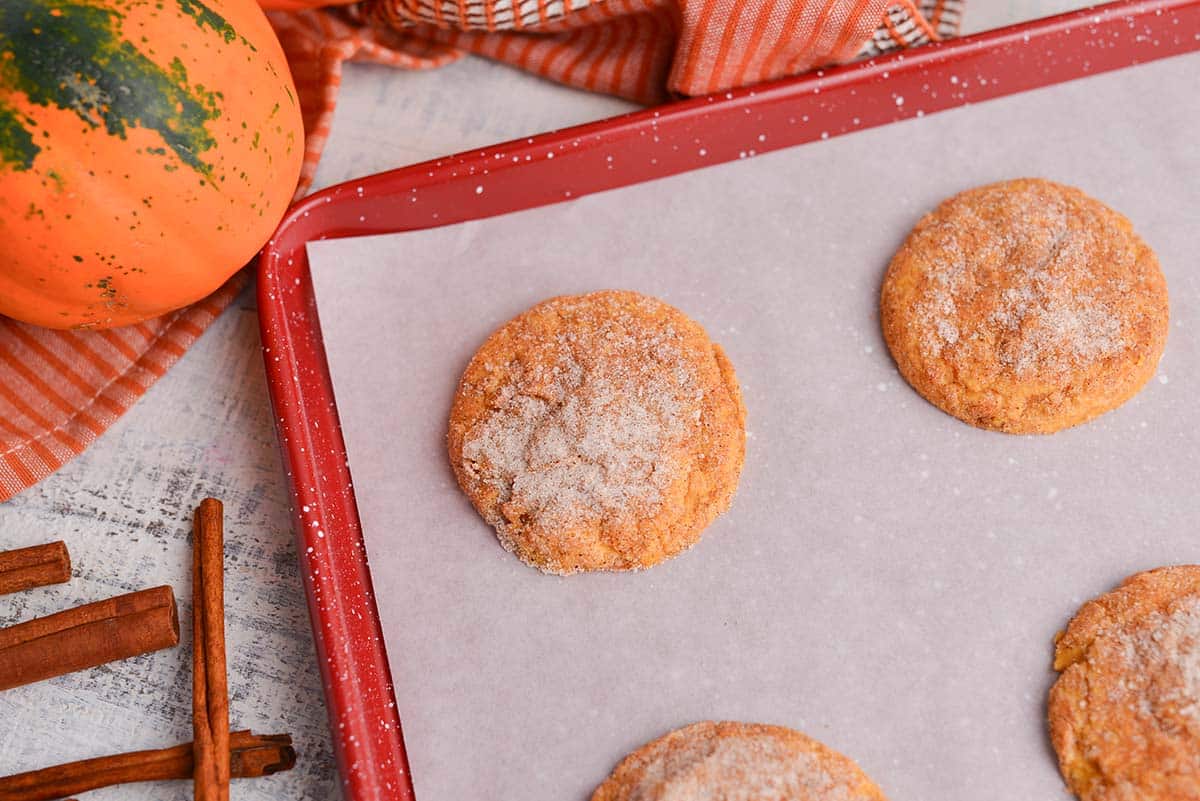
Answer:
top-left (0, 3), bottom-right (1085, 797)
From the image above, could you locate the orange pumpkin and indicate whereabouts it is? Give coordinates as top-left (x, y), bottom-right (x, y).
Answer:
top-left (0, 0), bottom-right (303, 329)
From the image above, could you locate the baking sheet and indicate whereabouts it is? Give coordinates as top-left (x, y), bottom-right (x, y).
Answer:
top-left (307, 52), bottom-right (1200, 801)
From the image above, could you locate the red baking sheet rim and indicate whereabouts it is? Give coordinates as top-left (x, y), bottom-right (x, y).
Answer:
top-left (257, 3), bottom-right (1200, 798)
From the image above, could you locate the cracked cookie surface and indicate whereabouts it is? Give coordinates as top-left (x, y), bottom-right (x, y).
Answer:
top-left (881, 178), bottom-right (1168, 433)
top-left (591, 721), bottom-right (888, 801)
top-left (447, 290), bottom-right (745, 575)
top-left (1049, 565), bottom-right (1200, 801)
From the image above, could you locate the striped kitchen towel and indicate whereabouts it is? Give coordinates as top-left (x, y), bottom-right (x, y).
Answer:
top-left (0, 0), bottom-right (960, 501)
top-left (271, 0), bottom-right (961, 193)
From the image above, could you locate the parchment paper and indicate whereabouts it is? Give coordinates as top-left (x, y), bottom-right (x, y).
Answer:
top-left (307, 53), bottom-right (1200, 801)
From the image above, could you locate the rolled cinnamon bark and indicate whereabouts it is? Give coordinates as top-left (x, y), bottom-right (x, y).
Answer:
top-left (193, 498), bottom-right (231, 801)
top-left (0, 542), bottom-right (71, 596)
top-left (0, 585), bottom-right (179, 691)
top-left (0, 730), bottom-right (295, 801)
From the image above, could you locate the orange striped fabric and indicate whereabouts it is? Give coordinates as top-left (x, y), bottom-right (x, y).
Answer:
top-left (0, 274), bottom-right (245, 500)
top-left (273, 0), bottom-right (960, 192)
top-left (0, 0), bottom-right (959, 502)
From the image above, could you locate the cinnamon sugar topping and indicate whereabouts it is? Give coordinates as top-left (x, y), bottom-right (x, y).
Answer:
top-left (461, 297), bottom-right (699, 531)
top-left (629, 735), bottom-right (857, 801)
top-left (1115, 597), bottom-right (1200, 725)
top-left (913, 184), bottom-right (1128, 378)
top-left (594, 722), bottom-right (883, 801)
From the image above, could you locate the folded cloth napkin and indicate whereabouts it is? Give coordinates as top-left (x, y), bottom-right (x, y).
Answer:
top-left (0, 0), bottom-right (961, 502)
top-left (273, 0), bottom-right (961, 192)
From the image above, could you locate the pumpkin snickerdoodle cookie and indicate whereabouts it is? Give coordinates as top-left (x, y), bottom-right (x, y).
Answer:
top-left (880, 178), bottom-right (1168, 434)
top-left (592, 721), bottom-right (888, 801)
top-left (1049, 565), bottom-right (1200, 801)
top-left (447, 290), bottom-right (745, 575)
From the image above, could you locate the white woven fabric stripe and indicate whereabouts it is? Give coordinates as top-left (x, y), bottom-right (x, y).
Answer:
top-left (921, 0), bottom-right (964, 37)
top-left (405, 0), bottom-right (601, 28)
top-left (860, 0), bottom-right (962, 57)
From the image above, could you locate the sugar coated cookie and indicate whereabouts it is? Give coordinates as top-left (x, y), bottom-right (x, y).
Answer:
top-left (1049, 565), bottom-right (1200, 801)
top-left (447, 290), bottom-right (745, 575)
top-left (592, 721), bottom-right (888, 801)
top-left (880, 178), bottom-right (1168, 433)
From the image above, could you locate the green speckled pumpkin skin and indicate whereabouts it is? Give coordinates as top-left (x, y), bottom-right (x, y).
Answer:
top-left (0, 0), bottom-right (302, 329)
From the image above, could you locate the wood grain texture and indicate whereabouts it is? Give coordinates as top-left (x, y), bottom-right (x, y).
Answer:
top-left (0, 307), bottom-right (338, 799)
top-left (0, 4), bottom-right (1084, 797)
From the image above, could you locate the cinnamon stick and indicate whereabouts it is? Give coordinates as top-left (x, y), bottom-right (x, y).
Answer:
top-left (0, 586), bottom-right (179, 691)
top-left (0, 541), bottom-right (71, 596)
top-left (193, 498), bottom-right (231, 801)
top-left (0, 730), bottom-right (295, 801)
